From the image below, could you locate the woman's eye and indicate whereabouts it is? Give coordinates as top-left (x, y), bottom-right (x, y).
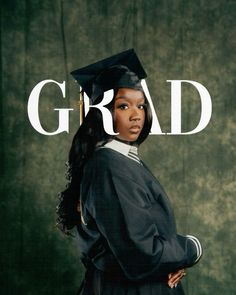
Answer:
top-left (118, 104), bottom-right (128, 110)
top-left (138, 104), bottom-right (146, 109)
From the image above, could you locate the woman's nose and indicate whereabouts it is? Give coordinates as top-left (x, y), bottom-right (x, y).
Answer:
top-left (130, 108), bottom-right (141, 121)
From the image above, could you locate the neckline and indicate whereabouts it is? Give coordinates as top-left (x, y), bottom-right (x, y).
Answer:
top-left (114, 137), bottom-right (138, 146)
top-left (102, 139), bottom-right (141, 164)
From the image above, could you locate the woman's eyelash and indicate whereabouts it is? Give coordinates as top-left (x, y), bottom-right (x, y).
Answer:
top-left (117, 104), bottom-right (128, 109)
top-left (117, 103), bottom-right (146, 110)
top-left (138, 104), bottom-right (147, 109)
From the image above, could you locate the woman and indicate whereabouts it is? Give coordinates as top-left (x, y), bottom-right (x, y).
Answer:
top-left (57, 49), bottom-right (202, 295)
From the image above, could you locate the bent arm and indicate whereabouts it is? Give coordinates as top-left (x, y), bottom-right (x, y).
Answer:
top-left (84, 169), bottom-right (202, 281)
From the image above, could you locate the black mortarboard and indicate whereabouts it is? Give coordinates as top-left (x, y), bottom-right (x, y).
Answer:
top-left (71, 49), bottom-right (147, 103)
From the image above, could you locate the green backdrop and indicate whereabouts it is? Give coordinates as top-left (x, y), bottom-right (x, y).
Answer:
top-left (1, 0), bottom-right (236, 294)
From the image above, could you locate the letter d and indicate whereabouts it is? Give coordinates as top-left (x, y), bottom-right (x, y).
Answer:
top-left (167, 80), bottom-right (212, 135)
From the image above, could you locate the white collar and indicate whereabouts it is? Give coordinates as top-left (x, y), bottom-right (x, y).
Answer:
top-left (103, 139), bottom-right (141, 164)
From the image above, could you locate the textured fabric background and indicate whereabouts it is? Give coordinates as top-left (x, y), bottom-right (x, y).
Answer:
top-left (1, 1), bottom-right (235, 294)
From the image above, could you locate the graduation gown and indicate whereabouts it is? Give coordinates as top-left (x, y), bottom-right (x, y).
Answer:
top-left (76, 144), bottom-right (202, 295)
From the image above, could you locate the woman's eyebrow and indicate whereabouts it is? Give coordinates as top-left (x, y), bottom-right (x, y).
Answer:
top-left (115, 96), bottom-right (127, 100)
top-left (115, 96), bottom-right (145, 101)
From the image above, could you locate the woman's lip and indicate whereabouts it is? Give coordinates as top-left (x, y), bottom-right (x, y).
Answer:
top-left (130, 125), bottom-right (141, 129)
top-left (129, 126), bottom-right (141, 132)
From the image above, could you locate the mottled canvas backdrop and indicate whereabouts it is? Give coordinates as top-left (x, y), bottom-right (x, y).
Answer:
top-left (1, 0), bottom-right (235, 294)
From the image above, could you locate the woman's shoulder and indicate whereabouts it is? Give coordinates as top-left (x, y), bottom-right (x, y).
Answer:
top-left (87, 147), bottom-right (122, 166)
top-left (84, 147), bottom-right (144, 178)
top-left (83, 148), bottom-right (120, 174)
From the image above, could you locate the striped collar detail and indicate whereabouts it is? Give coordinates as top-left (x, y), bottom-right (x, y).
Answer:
top-left (103, 140), bottom-right (142, 164)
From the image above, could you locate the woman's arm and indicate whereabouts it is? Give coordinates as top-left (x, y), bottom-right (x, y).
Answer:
top-left (83, 170), bottom-right (201, 281)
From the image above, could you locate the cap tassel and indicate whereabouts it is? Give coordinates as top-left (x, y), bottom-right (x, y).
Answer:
top-left (78, 90), bottom-right (85, 125)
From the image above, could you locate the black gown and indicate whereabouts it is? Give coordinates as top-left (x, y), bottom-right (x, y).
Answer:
top-left (76, 144), bottom-right (201, 295)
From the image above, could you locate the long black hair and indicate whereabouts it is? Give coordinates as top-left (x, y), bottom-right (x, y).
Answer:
top-left (56, 89), bottom-right (153, 234)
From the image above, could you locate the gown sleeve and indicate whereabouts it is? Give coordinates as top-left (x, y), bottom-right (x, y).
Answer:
top-left (82, 158), bottom-right (202, 281)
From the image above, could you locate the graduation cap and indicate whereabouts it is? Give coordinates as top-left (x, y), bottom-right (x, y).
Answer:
top-left (71, 49), bottom-right (147, 104)
top-left (71, 49), bottom-right (147, 125)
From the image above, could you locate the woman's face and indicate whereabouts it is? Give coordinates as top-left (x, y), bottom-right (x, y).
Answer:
top-left (113, 88), bottom-right (146, 142)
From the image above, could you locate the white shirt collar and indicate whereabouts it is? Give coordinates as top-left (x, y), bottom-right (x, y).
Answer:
top-left (103, 139), bottom-right (141, 164)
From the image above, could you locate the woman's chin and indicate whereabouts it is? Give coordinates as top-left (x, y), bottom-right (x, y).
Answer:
top-left (116, 134), bottom-right (139, 142)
